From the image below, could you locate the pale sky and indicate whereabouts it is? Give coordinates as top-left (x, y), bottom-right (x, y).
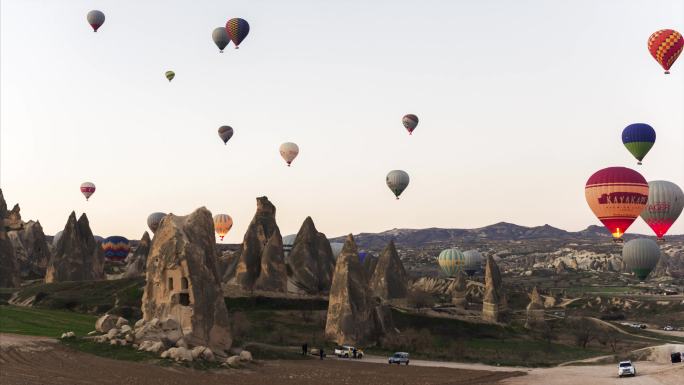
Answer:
top-left (1, 0), bottom-right (683, 243)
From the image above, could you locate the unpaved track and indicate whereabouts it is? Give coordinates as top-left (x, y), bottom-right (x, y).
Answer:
top-left (501, 362), bottom-right (684, 385)
top-left (0, 334), bottom-right (521, 385)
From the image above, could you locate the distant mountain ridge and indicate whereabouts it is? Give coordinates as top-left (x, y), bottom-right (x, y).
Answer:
top-left (329, 222), bottom-right (684, 249)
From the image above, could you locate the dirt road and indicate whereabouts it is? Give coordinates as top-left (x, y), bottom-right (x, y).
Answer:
top-left (0, 334), bottom-right (521, 385)
top-left (501, 362), bottom-right (684, 385)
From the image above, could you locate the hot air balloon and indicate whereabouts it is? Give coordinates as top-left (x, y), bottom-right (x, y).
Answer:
top-left (648, 29), bottom-right (683, 74)
top-left (462, 250), bottom-right (484, 276)
top-left (623, 238), bottom-right (660, 280)
top-left (87, 10), bottom-right (105, 32)
top-left (80, 182), bottom-right (96, 201)
top-left (386, 170), bottom-right (410, 199)
top-left (212, 27), bottom-right (230, 53)
top-left (213, 214), bottom-right (233, 241)
top-left (165, 71), bottom-right (175, 82)
top-left (438, 248), bottom-right (466, 277)
top-left (640, 181), bottom-right (684, 240)
top-left (147, 212), bottom-right (166, 233)
top-left (402, 114), bottom-right (419, 135)
top-left (102, 236), bottom-right (130, 262)
top-left (279, 142), bottom-right (299, 166)
top-left (226, 18), bottom-right (250, 49)
top-left (218, 126), bottom-right (234, 145)
top-left (359, 251), bottom-right (368, 263)
top-left (585, 167), bottom-right (649, 241)
top-left (622, 123), bottom-right (655, 165)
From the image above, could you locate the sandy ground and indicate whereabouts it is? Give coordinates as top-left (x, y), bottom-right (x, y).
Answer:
top-left (0, 334), bottom-right (521, 385)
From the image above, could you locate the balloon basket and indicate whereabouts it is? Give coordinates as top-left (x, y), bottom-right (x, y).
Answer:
top-left (612, 238), bottom-right (624, 244)
top-left (637, 161), bottom-right (642, 165)
top-left (665, 71), bottom-right (670, 74)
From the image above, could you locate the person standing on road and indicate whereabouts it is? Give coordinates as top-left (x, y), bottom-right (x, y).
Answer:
top-left (319, 348), bottom-right (324, 360)
top-left (352, 347), bottom-right (357, 359)
top-left (302, 343), bottom-right (308, 356)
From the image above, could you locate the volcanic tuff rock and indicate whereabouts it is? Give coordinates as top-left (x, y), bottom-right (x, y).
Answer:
top-left (450, 270), bottom-right (468, 308)
top-left (482, 255), bottom-right (506, 323)
top-left (10, 220), bottom-right (50, 278)
top-left (45, 212), bottom-right (104, 283)
top-left (286, 217), bottom-right (335, 294)
top-left (140, 207), bottom-right (231, 354)
top-left (230, 197), bottom-right (287, 292)
top-left (369, 241), bottom-right (408, 300)
top-left (0, 190), bottom-right (20, 287)
top-left (525, 286), bottom-right (545, 328)
top-left (124, 232), bottom-right (151, 278)
top-left (362, 253), bottom-right (378, 281)
top-left (325, 234), bottom-right (384, 345)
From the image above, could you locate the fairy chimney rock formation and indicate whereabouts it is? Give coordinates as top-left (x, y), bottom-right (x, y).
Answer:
top-left (0, 190), bottom-right (20, 287)
top-left (482, 255), bottom-right (506, 322)
top-left (451, 270), bottom-right (468, 308)
top-left (45, 212), bottom-right (104, 283)
top-left (369, 240), bottom-right (408, 300)
top-left (140, 207), bottom-right (231, 353)
top-left (325, 234), bottom-right (379, 345)
top-left (525, 286), bottom-right (545, 328)
top-left (363, 253), bottom-right (378, 282)
top-left (286, 216), bottom-right (335, 294)
top-left (231, 197), bottom-right (287, 292)
top-left (124, 232), bottom-right (151, 278)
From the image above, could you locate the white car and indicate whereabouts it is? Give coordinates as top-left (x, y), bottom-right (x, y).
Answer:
top-left (388, 352), bottom-right (410, 365)
top-left (618, 361), bottom-right (636, 377)
top-left (334, 345), bottom-right (364, 358)
top-left (663, 325), bottom-right (674, 331)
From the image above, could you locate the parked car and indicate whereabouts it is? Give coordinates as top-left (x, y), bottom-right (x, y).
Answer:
top-left (334, 345), bottom-right (364, 358)
top-left (663, 325), bottom-right (674, 331)
top-left (389, 352), bottom-right (410, 365)
top-left (618, 361), bottom-right (636, 377)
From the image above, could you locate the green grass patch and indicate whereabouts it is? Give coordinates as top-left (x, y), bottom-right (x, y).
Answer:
top-left (0, 305), bottom-right (96, 337)
top-left (60, 338), bottom-right (158, 362)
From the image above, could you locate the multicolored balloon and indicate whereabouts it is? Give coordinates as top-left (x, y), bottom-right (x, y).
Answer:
top-left (102, 236), bottom-right (130, 262)
top-left (87, 10), bottom-right (105, 32)
top-left (212, 27), bottom-right (230, 52)
top-left (165, 71), bottom-right (175, 82)
top-left (622, 123), bottom-right (655, 165)
top-left (622, 238), bottom-right (660, 280)
top-left (279, 142), bottom-right (299, 166)
top-left (226, 18), bottom-right (250, 49)
top-left (438, 248), bottom-right (466, 277)
top-left (147, 212), bottom-right (166, 233)
top-left (648, 29), bottom-right (683, 74)
top-left (213, 214), bottom-right (233, 241)
top-left (402, 114), bottom-right (419, 135)
top-left (80, 182), bottom-right (96, 201)
top-left (640, 180), bottom-right (684, 240)
top-left (585, 167), bottom-right (649, 240)
top-left (218, 126), bottom-right (234, 145)
top-left (462, 250), bottom-right (483, 276)
top-left (386, 170), bottom-right (410, 199)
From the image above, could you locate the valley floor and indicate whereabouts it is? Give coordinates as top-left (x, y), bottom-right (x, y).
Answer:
top-left (0, 333), bottom-right (522, 385)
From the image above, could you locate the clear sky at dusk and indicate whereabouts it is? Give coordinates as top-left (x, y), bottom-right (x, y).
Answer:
top-left (1, 0), bottom-right (683, 243)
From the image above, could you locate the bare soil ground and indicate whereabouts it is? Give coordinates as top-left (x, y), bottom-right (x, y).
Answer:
top-left (0, 334), bottom-right (522, 385)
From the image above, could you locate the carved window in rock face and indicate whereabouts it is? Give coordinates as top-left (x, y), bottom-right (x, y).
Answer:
top-left (181, 277), bottom-right (188, 290)
top-left (179, 293), bottom-right (190, 306)
top-left (168, 277), bottom-right (174, 290)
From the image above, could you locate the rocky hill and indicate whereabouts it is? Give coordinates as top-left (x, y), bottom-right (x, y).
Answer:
top-left (329, 222), bottom-right (683, 249)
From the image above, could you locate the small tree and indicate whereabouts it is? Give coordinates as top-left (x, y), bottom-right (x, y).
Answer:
top-left (407, 290), bottom-right (435, 311)
top-left (569, 317), bottom-right (597, 349)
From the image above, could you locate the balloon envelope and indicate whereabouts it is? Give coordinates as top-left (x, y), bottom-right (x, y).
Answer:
top-left (147, 212), bottom-right (166, 233)
top-left (165, 71), bottom-right (175, 82)
top-left (462, 250), bottom-right (483, 276)
top-left (585, 167), bottom-right (649, 240)
top-left (80, 182), bottom-right (96, 201)
top-left (279, 142), bottom-right (299, 166)
top-left (622, 123), bottom-right (655, 164)
top-left (226, 18), bottom-right (250, 48)
top-left (623, 238), bottom-right (660, 280)
top-left (438, 248), bottom-right (466, 277)
top-left (648, 29), bottom-right (683, 73)
top-left (212, 27), bottom-right (230, 52)
top-left (402, 114), bottom-right (419, 135)
top-left (102, 236), bottom-right (130, 262)
top-left (386, 170), bottom-right (410, 199)
top-left (87, 10), bottom-right (105, 32)
top-left (218, 126), bottom-right (234, 145)
top-left (640, 181), bottom-right (684, 240)
top-left (213, 214), bottom-right (233, 241)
